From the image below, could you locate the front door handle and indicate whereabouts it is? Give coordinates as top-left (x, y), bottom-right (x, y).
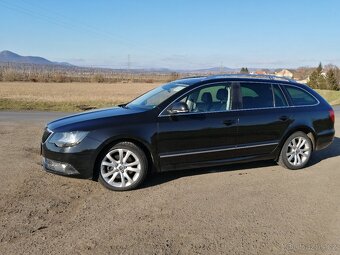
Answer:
top-left (279, 115), bottom-right (289, 122)
top-left (223, 119), bottom-right (236, 126)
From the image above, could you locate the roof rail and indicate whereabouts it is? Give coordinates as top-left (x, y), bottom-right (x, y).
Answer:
top-left (205, 73), bottom-right (297, 83)
top-left (178, 75), bottom-right (207, 80)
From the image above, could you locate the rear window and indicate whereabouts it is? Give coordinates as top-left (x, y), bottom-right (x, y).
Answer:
top-left (241, 83), bottom-right (274, 109)
top-left (285, 86), bottom-right (317, 106)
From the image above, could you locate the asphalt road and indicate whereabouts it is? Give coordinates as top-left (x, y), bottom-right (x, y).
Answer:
top-left (0, 110), bottom-right (71, 122)
top-left (0, 109), bottom-right (339, 255)
top-left (0, 105), bottom-right (339, 122)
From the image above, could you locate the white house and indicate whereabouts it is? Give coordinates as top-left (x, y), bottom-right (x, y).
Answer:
top-left (275, 69), bottom-right (293, 78)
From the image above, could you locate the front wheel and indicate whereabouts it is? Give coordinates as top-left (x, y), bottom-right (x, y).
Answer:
top-left (278, 131), bottom-right (312, 170)
top-left (98, 142), bottom-right (148, 191)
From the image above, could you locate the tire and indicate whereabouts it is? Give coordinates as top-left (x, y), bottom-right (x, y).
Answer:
top-left (98, 142), bottom-right (148, 191)
top-left (278, 131), bottom-right (312, 170)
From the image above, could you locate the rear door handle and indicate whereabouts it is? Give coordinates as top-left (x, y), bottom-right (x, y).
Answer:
top-left (279, 115), bottom-right (289, 122)
top-left (223, 119), bottom-right (236, 126)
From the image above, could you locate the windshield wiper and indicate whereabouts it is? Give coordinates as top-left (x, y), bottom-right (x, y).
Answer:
top-left (118, 104), bottom-right (129, 109)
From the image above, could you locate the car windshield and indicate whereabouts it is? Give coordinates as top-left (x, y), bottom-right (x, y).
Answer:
top-left (126, 82), bottom-right (188, 109)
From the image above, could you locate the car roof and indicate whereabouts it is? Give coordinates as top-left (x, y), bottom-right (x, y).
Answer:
top-left (176, 74), bottom-right (300, 87)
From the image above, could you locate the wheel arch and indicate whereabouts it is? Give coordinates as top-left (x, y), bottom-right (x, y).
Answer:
top-left (92, 136), bottom-right (156, 180)
top-left (275, 125), bottom-right (316, 161)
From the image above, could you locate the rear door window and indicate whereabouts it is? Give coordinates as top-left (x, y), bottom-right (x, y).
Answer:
top-left (285, 86), bottom-right (318, 106)
top-left (240, 83), bottom-right (274, 109)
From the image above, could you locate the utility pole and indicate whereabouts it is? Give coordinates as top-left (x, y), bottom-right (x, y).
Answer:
top-left (127, 54), bottom-right (131, 71)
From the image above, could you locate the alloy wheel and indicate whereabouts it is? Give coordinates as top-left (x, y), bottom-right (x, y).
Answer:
top-left (286, 136), bottom-right (311, 167)
top-left (100, 148), bottom-right (141, 188)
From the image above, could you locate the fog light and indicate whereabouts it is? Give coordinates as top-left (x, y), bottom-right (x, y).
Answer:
top-left (42, 157), bottom-right (79, 175)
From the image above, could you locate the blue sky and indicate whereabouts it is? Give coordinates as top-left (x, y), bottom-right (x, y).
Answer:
top-left (0, 0), bottom-right (339, 69)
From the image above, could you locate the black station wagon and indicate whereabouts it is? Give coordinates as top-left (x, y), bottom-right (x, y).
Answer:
top-left (42, 74), bottom-right (335, 191)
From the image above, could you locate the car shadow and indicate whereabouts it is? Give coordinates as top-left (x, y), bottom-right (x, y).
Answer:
top-left (140, 160), bottom-right (275, 190)
top-left (140, 136), bottom-right (340, 190)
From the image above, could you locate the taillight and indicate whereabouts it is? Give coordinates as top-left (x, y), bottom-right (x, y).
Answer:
top-left (329, 109), bottom-right (335, 123)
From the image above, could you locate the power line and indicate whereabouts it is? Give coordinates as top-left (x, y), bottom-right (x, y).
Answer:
top-left (1, 0), bottom-right (164, 57)
top-left (0, 0), bottom-right (202, 69)
top-left (127, 54), bottom-right (131, 70)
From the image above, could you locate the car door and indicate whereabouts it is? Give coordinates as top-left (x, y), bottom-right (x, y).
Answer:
top-left (234, 82), bottom-right (291, 158)
top-left (157, 82), bottom-right (238, 171)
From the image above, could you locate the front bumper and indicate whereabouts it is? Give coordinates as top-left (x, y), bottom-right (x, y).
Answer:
top-left (41, 135), bottom-right (102, 179)
top-left (42, 157), bottom-right (80, 175)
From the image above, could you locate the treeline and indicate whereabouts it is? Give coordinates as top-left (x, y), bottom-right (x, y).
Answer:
top-left (1, 62), bottom-right (340, 90)
top-left (307, 63), bottom-right (340, 90)
top-left (0, 64), bottom-right (181, 83)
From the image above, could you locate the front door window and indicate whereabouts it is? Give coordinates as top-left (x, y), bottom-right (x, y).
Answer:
top-left (177, 83), bottom-right (233, 113)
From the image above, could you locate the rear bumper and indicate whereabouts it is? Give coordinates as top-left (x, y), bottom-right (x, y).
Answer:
top-left (315, 129), bottom-right (335, 151)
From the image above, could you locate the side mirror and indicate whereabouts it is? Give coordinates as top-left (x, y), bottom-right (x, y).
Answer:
top-left (167, 102), bottom-right (189, 114)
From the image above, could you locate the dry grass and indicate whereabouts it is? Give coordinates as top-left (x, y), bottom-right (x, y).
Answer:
top-left (0, 82), bottom-right (160, 102)
top-left (0, 82), bottom-right (161, 111)
top-left (0, 82), bottom-right (339, 112)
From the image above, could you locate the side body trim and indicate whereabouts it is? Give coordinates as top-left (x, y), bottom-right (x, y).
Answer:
top-left (159, 142), bottom-right (278, 158)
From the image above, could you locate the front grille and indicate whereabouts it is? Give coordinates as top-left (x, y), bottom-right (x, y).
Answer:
top-left (42, 128), bottom-right (52, 143)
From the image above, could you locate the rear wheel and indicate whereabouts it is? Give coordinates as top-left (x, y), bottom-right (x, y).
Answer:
top-left (98, 142), bottom-right (148, 191)
top-left (278, 131), bottom-right (312, 170)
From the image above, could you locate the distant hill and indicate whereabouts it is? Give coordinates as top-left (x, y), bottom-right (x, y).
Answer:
top-left (183, 67), bottom-right (272, 74)
top-left (0, 50), bottom-right (282, 73)
top-left (194, 67), bottom-right (235, 73)
top-left (0, 50), bottom-right (73, 66)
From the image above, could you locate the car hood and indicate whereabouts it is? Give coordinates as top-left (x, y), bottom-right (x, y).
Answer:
top-left (47, 106), bottom-right (145, 132)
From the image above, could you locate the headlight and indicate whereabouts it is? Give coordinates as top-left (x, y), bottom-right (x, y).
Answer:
top-left (48, 131), bottom-right (89, 147)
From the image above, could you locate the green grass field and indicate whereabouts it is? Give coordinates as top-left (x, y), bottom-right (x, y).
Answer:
top-left (315, 89), bottom-right (340, 106)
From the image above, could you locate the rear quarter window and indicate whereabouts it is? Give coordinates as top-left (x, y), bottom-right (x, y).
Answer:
top-left (285, 86), bottom-right (318, 106)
